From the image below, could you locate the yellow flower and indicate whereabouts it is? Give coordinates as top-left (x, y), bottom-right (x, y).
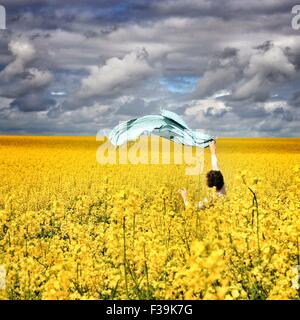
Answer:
top-left (0, 136), bottom-right (299, 300)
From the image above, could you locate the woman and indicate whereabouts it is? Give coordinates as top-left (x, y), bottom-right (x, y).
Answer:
top-left (179, 140), bottom-right (226, 209)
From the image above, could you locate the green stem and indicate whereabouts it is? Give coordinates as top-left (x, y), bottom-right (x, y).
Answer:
top-left (122, 217), bottom-right (129, 299)
top-left (144, 244), bottom-right (150, 299)
top-left (242, 176), bottom-right (260, 256)
top-left (297, 237), bottom-right (300, 297)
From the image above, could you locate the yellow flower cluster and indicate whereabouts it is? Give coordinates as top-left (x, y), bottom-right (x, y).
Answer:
top-left (0, 136), bottom-right (299, 300)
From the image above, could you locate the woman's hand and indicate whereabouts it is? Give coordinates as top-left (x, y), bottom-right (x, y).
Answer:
top-left (178, 188), bottom-right (189, 206)
top-left (178, 188), bottom-right (188, 200)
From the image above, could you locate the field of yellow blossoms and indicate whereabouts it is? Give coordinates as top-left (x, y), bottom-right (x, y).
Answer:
top-left (0, 136), bottom-right (299, 300)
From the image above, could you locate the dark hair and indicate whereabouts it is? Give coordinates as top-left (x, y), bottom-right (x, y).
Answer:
top-left (206, 170), bottom-right (224, 191)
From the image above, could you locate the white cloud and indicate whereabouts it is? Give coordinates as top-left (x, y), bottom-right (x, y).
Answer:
top-left (259, 100), bottom-right (289, 112)
top-left (78, 48), bottom-right (157, 99)
top-left (213, 90), bottom-right (231, 98)
top-left (1, 39), bottom-right (36, 79)
top-left (51, 91), bottom-right (66, 96)
top-left (233, 46), bottom-right (296, 100)
top-left (64, 103), bottom-right (111, 124)
top-left (185, 98), bottom-right (232, 122)
top-left (0, 97), bottom-right (13, 110)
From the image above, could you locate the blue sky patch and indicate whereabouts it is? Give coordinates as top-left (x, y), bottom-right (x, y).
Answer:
top-left (159, 76), bottom-right (198, 94)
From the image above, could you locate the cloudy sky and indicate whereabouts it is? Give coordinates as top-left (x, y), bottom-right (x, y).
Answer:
top-left (0, 0), bottom-right (300, 136)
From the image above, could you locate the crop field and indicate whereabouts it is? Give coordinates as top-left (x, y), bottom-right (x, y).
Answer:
top-left (0, 136), bottom-right (299, 299)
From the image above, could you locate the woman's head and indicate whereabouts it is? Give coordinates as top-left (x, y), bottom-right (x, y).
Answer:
top-left (206, 170), bottom-right (224, 191)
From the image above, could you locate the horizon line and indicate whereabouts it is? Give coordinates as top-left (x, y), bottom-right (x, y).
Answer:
top-left (0, 135), bottom-right (300, 139)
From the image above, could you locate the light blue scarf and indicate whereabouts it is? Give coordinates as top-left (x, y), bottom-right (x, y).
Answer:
top-left (108, 109), bottom-right (214, 148)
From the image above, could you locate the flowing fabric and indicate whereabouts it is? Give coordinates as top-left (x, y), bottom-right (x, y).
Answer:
top-left (108, 109), bottom-right (214, 148)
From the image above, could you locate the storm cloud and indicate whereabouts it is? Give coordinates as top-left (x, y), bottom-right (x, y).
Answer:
top-left (0, 0), bottom-right (300, 136)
